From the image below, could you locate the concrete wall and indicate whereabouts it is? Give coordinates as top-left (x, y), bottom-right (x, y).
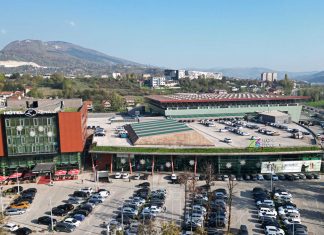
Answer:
top-left (163, 105), bottom-right (302, 122)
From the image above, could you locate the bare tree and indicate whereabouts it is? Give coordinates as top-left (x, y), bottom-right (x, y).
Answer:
top-left (161, 221), bottom-right (181, 235)
top-left (138, 220), bottom-right (158, 235)
top-left (204, 162), bottom-right (215, 191)
top-left (227, 178), bottom-right (237, 235)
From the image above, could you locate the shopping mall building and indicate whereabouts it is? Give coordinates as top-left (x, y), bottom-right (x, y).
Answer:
top-left (0, 98), bottom-right (87, 175)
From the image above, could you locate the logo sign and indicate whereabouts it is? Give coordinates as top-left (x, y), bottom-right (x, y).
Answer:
top-left (24, 109), bottom-right (37, 117)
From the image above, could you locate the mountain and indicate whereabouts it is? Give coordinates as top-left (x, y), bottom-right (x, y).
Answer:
top-left (0, 39), bottom-right (151, 74)
top-left (295, 71), bottom-right (324, 83)
top-left (204, 67), bottom-right (318, 80)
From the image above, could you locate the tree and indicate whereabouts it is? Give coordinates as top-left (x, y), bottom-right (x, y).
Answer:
top-left (138, 220), bottom-right (158, 235)
top-left (227, 179), bottom-right (237, 235)
top-left (279, 74), bottom-right (294, 95)
top-left (161, 222), bottom-right (181, 235)
top-left (194, 227), bottom-right (207, 235)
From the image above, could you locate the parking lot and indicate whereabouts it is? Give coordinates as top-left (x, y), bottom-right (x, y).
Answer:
top-left (1, 172), bottom-right (323, 234)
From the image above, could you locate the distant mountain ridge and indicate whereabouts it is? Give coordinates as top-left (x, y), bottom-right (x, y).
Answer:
top-left (295, 71), bottom-right (324, 83)
top-left (0, 39), bottom-right (149, 74)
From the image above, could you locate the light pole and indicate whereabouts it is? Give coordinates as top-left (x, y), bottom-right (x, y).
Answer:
top-left (267, 162), bottom-right (275, 192)
top-left (0, 186), bottom-right (3, 217)
top-left (16, 167), bottom-right (20, 194)
top-left (49, 198), bottom-right (54, 231)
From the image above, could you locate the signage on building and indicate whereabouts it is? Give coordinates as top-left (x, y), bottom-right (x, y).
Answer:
top-left (261, 160), bottom-right (321, 173)
top-left (116, 153), bottom-right (134, 158)
top-left (24, 109), bottom-right (37, 117)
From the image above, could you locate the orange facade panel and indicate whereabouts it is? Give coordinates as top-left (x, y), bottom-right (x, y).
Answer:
top-left (58, 106), bottom-right (87, 153)
top-left (0, 119), bottom-right (4, 156)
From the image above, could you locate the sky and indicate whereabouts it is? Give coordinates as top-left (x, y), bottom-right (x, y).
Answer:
top-left (0, 0), bottom-right (324, 72)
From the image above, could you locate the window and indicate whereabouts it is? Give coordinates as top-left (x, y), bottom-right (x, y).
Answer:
top-left (33, 118), bottom-right (38, 126)
top-left (7, 137), bottom-right (12, 145)
top-left (18, 146), bottom-right (24, 153)
top-left (32, 145), bottom-right (36, 152)
top-left (45, 145), bottom-right (49, 152)
top-left (17, 130), bottom-right (22, 136)
top-left (47, 118), bottom-right (52, 125)
top-left (21, 137), bottom-right (25, 144)
top-left (35, 137), bottom-right (39, 143)
top-left (5, 119), bottom-right (10, 127)
top-left (48, 137), bottom-right (53, 142)
top-left (19, 119), bottom-right (24, 126)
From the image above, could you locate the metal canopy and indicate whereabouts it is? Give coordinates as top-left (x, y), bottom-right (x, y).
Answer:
top-left (32, 163), bottom-right (55, 173)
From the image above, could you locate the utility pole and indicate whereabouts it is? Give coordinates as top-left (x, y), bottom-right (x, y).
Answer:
top-left (16, 168), bottom-right (20, 194)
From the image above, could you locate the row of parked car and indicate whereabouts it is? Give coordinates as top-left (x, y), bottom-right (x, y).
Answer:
top-left (214, 172), bottom-right (320, 181)
top-left (253, 187), bottom-right (308, 235)
top-left (103, 182), bottom-right (167, 234)
top-left (3, 187), bottom-right (37, 235)
top-left (33, 187), bottom-right (110, 233)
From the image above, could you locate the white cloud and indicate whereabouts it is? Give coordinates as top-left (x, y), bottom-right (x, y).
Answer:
top-left (69, 21), bottom-right (76, 27)
top-left (0, 29), bottom-right (6, 35)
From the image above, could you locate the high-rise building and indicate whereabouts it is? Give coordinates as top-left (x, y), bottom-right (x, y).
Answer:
top-left (261, 72), bottom-right (278, 82)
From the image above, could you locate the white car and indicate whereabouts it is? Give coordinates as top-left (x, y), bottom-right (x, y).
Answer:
top-left (274, 191), bottom-right (292, 199)
top-left (171, 174), bottom-right (177, 180)
top-left (265, 226), bottom-right (285, 235)
top-left (256, 200), bottom-right (275, 207)
top-left (64, 218), bottom-right (81, 227)
top-left (80, 187), bottom-right (93, 194)
top-left (122, 173), bottom-right (129, 179)
top-left (258, 211), bottom-right (277, 219)
top-left (97, 190), bottom-right (110, 197)
top-left (224, 138), bottom-right (232, 143)
top-left (115, 172), bottom-right (122, 179)
top-left (259, 207), bottom-right (277, 214)
top-left (122, 207), bottom-right (138, 215)
top-left (192, 205), bottom-right (207, 213)
top-left (283, 217), bottom-right (301, 226)
top-left (134, 173), bottom-right (141, 180)
top-left (219, 129), bottom-right (229, 132)
top-left (2, 223), bottom-right (19, 232)
top-left (150, 205), bottom-right (162, 213)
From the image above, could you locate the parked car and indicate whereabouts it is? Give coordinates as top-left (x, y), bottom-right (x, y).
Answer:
top-left (134, 173), bottom-right (141, 180)
top-left (238, 224), bottom-right (249, 235)
top-left (224, 138), bottom-right (232, 143)
top-left (15, 227), bottom-right (32, 235)
top-left (64, 218), bottom-right (81, 227)
top-left (37, 216), bottom-right (57, 225)
top-left (122, 173), bottom-right (129, 179)
top-left (257, 174), bottom-right (264, 180)
top-left (54, 222), bottom-right (76, 232)
top-left (80, 187), bottom-right (93, 194)
top-left (10, 202), bottom-right (30, 209)
top-left (4, 208), bottom-right (26, 215)
top-left (57, 204), bottom-right (74, 212)
top-left (97, 189), bottom-right (110, 197)
top-left (52, 208), bottom-right (68, 216)
top-left (115, 172), bottom-right (122, 179)
top-left (2, 223), bottom-right (19, 232)
top-left (72, 214), bottom-right (86, 221)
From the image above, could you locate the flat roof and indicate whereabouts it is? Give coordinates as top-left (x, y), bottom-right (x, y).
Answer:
top-left (259, 110), bottom-right (290, 117)
top-left (146, 93), bottom-right (310, 104)
top-left (129, 119), bottom-right (192, 137)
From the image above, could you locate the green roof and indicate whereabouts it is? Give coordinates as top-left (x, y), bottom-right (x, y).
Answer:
top-left (130, 119), bottom-right (192, 137)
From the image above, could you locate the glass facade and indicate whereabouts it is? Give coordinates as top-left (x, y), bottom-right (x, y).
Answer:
top-left (0, 152), bottom-right (81, 175)
top-left (4, 115), bottom-right (59, 156)
top-left (110, 153), bottom-right (322, 174)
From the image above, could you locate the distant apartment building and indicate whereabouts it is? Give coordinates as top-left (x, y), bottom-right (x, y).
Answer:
top-left (164, 69), bottom-right (222, 80)
top-left (112, 72), bottom-right (121, 79)
top-left (261, 72), bottom-right (278, 82)
top-left (164, 69), bottom-right (186, 80)
top-left (187, 71), bottom-right (223, 80)
top-left (150, 77), bottom-right (166, 88)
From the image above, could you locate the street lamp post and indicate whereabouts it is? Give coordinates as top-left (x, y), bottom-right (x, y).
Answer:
top-left (16, 168), bottom-right (20, 194)
top-left (267, 162), bottom-right (275, 192)
top-left (0, 186), bottom-right (3, 217)
top-left (50, 198), bottom-right (54, 231)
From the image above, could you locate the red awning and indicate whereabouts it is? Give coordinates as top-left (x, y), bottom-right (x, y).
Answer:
top-left (55, 170), bottom-right (67, 176)
top-left (0, 176), bottom-right (8, 181)
top-left (8, 173), bottom-right (23, 179)
top-left (67, 169), bottom-right (80, 175)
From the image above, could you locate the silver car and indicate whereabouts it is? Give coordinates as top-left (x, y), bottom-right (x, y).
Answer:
top-left (5, 208), bottom-right (26, 215)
